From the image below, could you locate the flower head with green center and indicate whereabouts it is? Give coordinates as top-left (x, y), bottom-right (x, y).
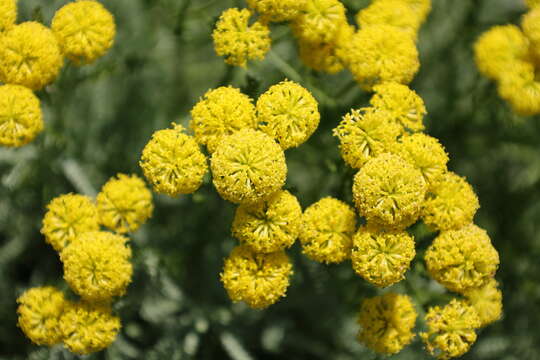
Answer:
top-left (0, 22), bottom-right (63, 90)
top-left (496, 61), bottom-right (540, 116)
top-left (357, 293), bottom-right (417, 354)
top-left (232, 190), bottom-right (302, 253)
top-left (60, 301), bottom-right (121, 355)
top-left (41, 193), bottom-right (100, 253)
top-left (17, 286), bottom-right (67, 346)
top-left (190, 86), bottom-right (257, 153)
top-left (374, 0), bottom-right (431, 24)
top-left (256, 80), bottom-right (320, 149)
top-left (210, 129), bottom-right (287, 204)
top-left (221, 245), bottom-right (293, 309)
top-left (247, 0), bottom-right (307, 22)
top-left (422, 172), bottom-right (479, 231)
top-left (356, 0), bottom-right (421, 40)
top-left (420, 299), bottom-right (481, 360)
top-left (212, 8), bottom-right (271, 67)
top-left (351, 225), bottom-right (416, 287)
top-left (97, 173), bottom-right (153, 234)
top-left (0, 0), bottom-right (16, 32)
top-left (464, 278), bottom-right (503, 328)
top-left (140, 123), bottom-right (208, 197)
top-left (333, 108), bottom-right (401, 169)
top-left (0, 84), bottom-right (43, 147)
top-left (291, 0), bottom-right (347, 43)
top-left (370, 82), bottom-right (426, 133)
top-left (299, 197), bottom-right (356, 264)
top-left (353, 153), bottom-right (427, 229)
top-left (51, 0), bottom-right (115, 65)
top-left (425, 224), bottom-right (499, 294)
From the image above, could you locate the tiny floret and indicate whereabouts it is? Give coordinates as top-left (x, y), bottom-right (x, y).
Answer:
top-left (291, 0), bottom-right (347, 43)
top-left (247, 0), bottom-right (307, 22)
top-left (0, 85), bottom-right (43, 147)
top-left (0, 0), bottom-right (16, 32)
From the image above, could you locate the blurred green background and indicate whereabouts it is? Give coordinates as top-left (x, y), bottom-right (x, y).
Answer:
top-left (1, 0), bottom-right (540, 359)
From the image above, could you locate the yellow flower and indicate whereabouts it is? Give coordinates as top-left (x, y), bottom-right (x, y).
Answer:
top-left (333, 108), bottom-right (401, 169)
top-left (527, 0), bottom-right (540, 8)
top-left (61, 231), bottom-right (132, 301)
top-left (256, 80), bottom-right (320, 149)
top-left (291, 0), bottom-right (347, 43)
top-left (351, 225), bottom-right (415, 287)
top-left (425, 224), bottom-right (500, 294)
top-left (210, 129), bottom-right (287, 204)
top-left (420, 299), bottom-right (481, 360)
top-left (299, 197), bottom-right (356, 264)
top-left (140, 123), bottom-right (208, 197)
top-left (232, 190), bottom-right (302, 253)
top-left (340, 25), bottom-right (419, 90)
top-left (523, 7), bottom-right (540, 59)
top-left (356, 0), bottom-right (421, 40)
top-left (0, 84), bottom-right (43, 147)
top-left (97, 173), bottom-right (154, 234)
top-left (0, 22), bottom-right (63, 90)
top-left (41, 193), bottom-right (100, 253)
top-left (0, 0), bottom-right (16, 32)
top-left (370, 82), bottom-right (426, 133)
top-left (221, 245), bottom-right (293, 309)
top-left (497, 61), bottom-right (540, 116)
top-left (464, 278), bottom-right (503, 328)
top-left (422, 172), bottom-right (479, 231)
top-left (353, 153), bottom-right (427, 229)
top-left (190, 86), bottom-right (257, 153)
top-left (247, 0), bottom-right (307, 22)
top-left (60, 301), bottom-right (121, 355)
top-left (212, 8), bottom-right (271, 67)
top-left (17, 286), bottom-right (67, 346)
top-left (51, 0), bottom-right (115, 65)
top-left (357, 293), bottom-right (417, 355)
top-left (374, 0), bottom-right (431, 24)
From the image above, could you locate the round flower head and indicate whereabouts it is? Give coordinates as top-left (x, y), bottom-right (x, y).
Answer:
top-left (497, 61), bottom-right (540, 116)
top-left (0, 84), bottom-right (43, 147)
top-left (425, 224), bottom-right (500, 294)
top-left (97, 173), bottom-right (154, 233)
top-left (522, 8), bottom-right (540, 58)
top-left (190, 86), bottom-right (257, 153)
top-left (41, 193), bottom-right (99, 253)
top-left (420, 299), bottom-right (481, 360)
top-left (212, 8), bottom-right (271, 67)
top-left (232, 190), bottom-right (302, 253)
top-left (140, 123), bottom-right (208, 197)
top-left (17, 286), bottom-right (67, 346)
top-left (61, 231), bottom-right (132, 301)
top-left (374, 0), bottom-right (431, 24)
top-left (0, 0), bottom-right (16, 32)
top-left (60, 301), bottom-right (121, 355)
top-left (340, 25), bottom-right (419, 90)
top-left (353, 153), bottom-right (427, 229)
top-left (299, 197), bottom-right (356, 264)
top-left (246, 0), bottom-right (307, 22)
top-left (221, 245), bottom-right (293, 309)
top-left (370, 82), bottom-right (427, 133)
top-left (256, 80), bottom-right (320, 149)
top-left (333, 108), bottom-right (401, 169)
top-left (394, 134), bottom-right (449, 186)
top-left (464, 278), bottom-right (502, 328)
top-left (356, 0), bottom-right (421, 40)
top-left (357, 293), bottom-right (417, 354)
top-left (422, 172), bottom-right (479, 231)
top-left (291, 0), bottom-right (347, 43)
top-left (210, 129), bottom-right (287, 204)
top-left (51, 0), bottom-right (115, 65)
top-left (0, 22), bottom-right (63, 90)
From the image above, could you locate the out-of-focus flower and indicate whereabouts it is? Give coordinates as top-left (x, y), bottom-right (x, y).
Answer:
top-left (291, 0), bottom-right (347, 43)
top-left (464, 278), bottom-right (503, 327)
top-left (0, 0), bottom-right (16, 32)
top-left (497, 61), bottom-right (540, 116)
top-left (374, 0), bottom-right (432, 24)
top-left (522, 7), bottom-right (540, 59)
top-left (246, 0), bottom-right (307, 22)
top-left (356, 0), bottom-right (421, 40)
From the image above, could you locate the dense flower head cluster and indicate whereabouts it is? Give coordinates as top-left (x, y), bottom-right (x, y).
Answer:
top-left (0, 85), bottom-right (43, 147)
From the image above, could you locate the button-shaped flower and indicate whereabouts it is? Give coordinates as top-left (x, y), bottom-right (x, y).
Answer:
top-left (291, 0), bottom-right (347, 43)
top-left (464, 278), bottom-right (503, 328)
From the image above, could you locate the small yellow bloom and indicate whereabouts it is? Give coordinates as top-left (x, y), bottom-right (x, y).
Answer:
top-left (210, 129), bottom-right (287, 204)
top-left (420, 299), bottom-right (481, 360)
top-left (212, 8), bottom-right (271, 67)
top-left (497, 61), bottom-right (540, 116)
top-left (221, 245), bottom-right (293, 309)
top-left (299, 197), bottom-right (356, 264)
top-left (256, 80), bottom-right (320, 149)
top-left (0, 22), bottom-right (63, 90)
top-left (356, 0), bottom-right (421, 40)
top-left (60, 301), bottom-right (121, 355)
top-left (374, 0), bottom-right (431, 24)
top-left (17, 286), bottom-right (67, 346)
top-left (97, 173), bottom-right (154, 234)
top-left (140, 123), bottom-right (208, 197)
top-left (51, 0), bottom-right (115, 65)
top-left (41, 193), bottom-right (99, 253)
top-left (464, 278), bottom-right (503, 328)
top-left (357, 293), bottom-right (417, 354)
top-left (0, 84), bottom-right (43, 147)
top-left (190, 86), bottom-right (257, 153)
top-left (247, 0), bottom-right (307, 22)
top-left (353, 153), bottom-right (427, 229)
top-left (291, 0), bottom-right (347, 43)
top-left (232, 190), bottom-right (302, 253)
top-left (0, 0), bottom-right (16, 32)
top-left (425, 224), bottom-right (499, 294)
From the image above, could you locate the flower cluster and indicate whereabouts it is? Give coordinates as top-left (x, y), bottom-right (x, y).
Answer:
top-left (0, 0), bottom-right (115, 147)
top-left (18, 174), bottom-right (153, 354)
